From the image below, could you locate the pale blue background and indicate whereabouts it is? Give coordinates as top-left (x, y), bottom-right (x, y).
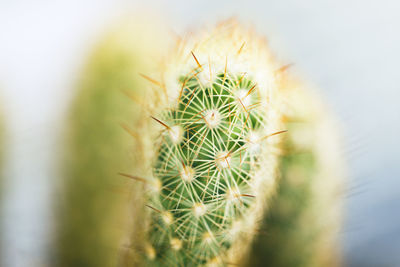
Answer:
top-left (0, 1), bottom-right (399, 266)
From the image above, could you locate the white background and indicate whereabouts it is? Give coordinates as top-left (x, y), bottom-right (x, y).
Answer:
top-left (1, 1), bottom-right (399, 266)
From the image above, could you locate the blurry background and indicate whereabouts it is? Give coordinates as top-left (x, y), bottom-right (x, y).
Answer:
top-left (0, 0), bottom-right (399, 266)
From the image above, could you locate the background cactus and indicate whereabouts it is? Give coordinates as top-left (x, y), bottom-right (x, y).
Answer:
top-left (248, 77), bottom-right (344, 267)
top-left (123, 20), bottom-right (291, 266)
top-left (55, 19), bottom-right (166, 267)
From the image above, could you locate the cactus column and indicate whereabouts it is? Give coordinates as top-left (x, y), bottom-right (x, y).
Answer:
top-left (124, 20), bottom-right (288, 266)
top-left (55, 20), bottom-right (164, 267)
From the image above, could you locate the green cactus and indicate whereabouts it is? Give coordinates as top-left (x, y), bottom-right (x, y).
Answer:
top-left (55, 19), bottom-right (164, 267)
top-left (122, 20), bottom-right (289, 266)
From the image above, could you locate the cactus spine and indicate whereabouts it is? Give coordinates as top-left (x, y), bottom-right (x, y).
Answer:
top-left (125, 20), bottom-right (288, 266)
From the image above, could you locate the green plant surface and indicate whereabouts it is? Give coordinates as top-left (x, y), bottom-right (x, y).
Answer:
top-left (124, 20), bottom-right (287, 267)
top-left (55, 20), bottom-right (161, 267)
top-left (145, 72), bottom-right (268, 266)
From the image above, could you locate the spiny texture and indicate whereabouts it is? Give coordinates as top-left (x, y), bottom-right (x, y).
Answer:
top-left (248, 79), bottom-right (344, 267)
top-left (56, 20), bottom-right (165, 267)
top-left (126, 20), bottom-right (286, 266)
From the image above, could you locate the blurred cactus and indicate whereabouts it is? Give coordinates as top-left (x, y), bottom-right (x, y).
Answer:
top-left (55, 18), bottom-right (166, 267)
top-left (248, 78), bottom-right (344, 267)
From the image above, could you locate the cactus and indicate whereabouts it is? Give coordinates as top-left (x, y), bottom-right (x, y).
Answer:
top-left (248, 78), bottom-right (344, 267)
top-left (55, 19), bottom-right (166, 267)
top-left (123, 20), bottom-right (289, 266)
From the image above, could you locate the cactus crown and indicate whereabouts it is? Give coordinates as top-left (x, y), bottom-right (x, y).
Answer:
top-left (133, 20), bottom-right (285, 266)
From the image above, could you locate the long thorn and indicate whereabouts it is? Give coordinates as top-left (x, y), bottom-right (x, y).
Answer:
top-left (191, 51), bottom-right (202, 69)
top-left (150, 116), bottom-right (171, 130)
top-left (140, 73), bottom-right (163, 87)
top-left (118, 173), bottom-right (147, 183)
